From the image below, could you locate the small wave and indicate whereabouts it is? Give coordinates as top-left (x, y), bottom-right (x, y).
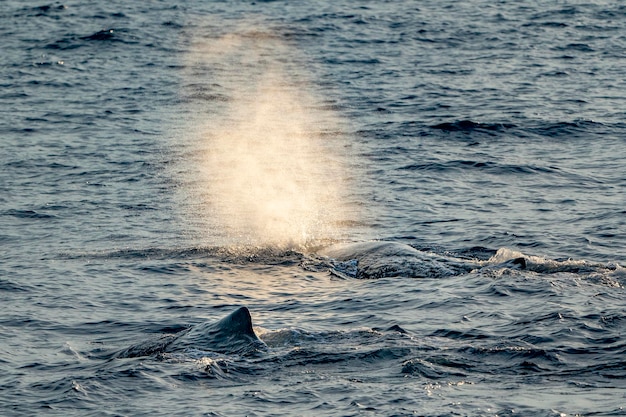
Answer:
top-left (265, 344), bottom-right (414, 369)
top-left (80, 29), bottom-right (116, 41)
top-left (429, 328), bottom-right (491, 341)
top-left (398, 160), bottom-right (560, 176)
top-left (259, 327), bottom-right (382, 347)
top-left (169, 356), bottom-right (235, 380)
top-left (3, 209), bottom-right (56, 219)
top-left (430, 120), bottom-right (516, 132)
top-left (401, 358), bottom-right (468, 378)
top-left (553, 43), bottom-right (595, 53)
top-left (0, 278), bottom-right (33, 293)
top-left (526, 119), bottom-right (606, 138)
top-left (46, 28), bottom-right (135, 50)
top-left (460, 343), bottom-right (562, 366)
top-left (182, 92), bottom-right (230, 103)
top-left (522, 21), bottom-right (569, 28)
top-left (431, 119), bottom-right (611, 142)
top-left (29, 4), bottom-right (67, 16)
top-left (61, 245), bottom-right (311, 267)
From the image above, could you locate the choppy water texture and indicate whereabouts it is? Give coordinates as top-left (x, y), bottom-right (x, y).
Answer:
top-left (1, 1), bottom-right (625, 416)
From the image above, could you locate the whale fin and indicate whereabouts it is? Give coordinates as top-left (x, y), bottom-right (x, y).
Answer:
top-left (117, 307), bottom-right (265, 358)
top-left (172, 306), bottom-right (265, 355)
top-left (215, 306), bottom-right (257, 336)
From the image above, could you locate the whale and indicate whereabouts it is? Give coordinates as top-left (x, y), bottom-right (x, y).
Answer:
top-left (116, 306), bottom-right (266, 358)
top-left (318, 240), bottom-right (468, 279)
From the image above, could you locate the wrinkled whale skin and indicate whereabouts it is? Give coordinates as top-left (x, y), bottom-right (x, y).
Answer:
top-left (319, 241), bottom-right (461, 279)
top-left (319, 241), bottom-right (423, 261)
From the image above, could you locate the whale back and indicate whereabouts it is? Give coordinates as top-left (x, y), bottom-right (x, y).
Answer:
top-left (320, 241), bottom-right (459, 279)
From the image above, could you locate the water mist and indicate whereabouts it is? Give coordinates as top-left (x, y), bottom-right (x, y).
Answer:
top-left (178, 26), bottom-right (352, 250)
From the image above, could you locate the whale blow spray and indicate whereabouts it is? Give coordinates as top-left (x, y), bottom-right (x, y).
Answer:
top-left (179, 26), bottom-right (352, 249)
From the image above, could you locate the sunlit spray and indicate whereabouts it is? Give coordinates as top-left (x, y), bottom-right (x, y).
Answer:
top-left (177, 25), bottom-right (353, 250)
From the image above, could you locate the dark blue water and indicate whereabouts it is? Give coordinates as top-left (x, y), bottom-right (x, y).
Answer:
top-left (1, 1), bottom-right (625, 416)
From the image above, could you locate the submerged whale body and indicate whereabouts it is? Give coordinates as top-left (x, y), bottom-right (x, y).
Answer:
top-left (117, 306), bottom-right (265, 358)
top-left (319, 241), bottom-right (464, 279)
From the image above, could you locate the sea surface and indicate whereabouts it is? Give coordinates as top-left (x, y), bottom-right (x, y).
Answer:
top-left (1, 1), bottom-right (625, 416)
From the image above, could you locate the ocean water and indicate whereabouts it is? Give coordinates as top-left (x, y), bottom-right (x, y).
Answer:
top-left (1, 1), bottom-right (625, 416)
